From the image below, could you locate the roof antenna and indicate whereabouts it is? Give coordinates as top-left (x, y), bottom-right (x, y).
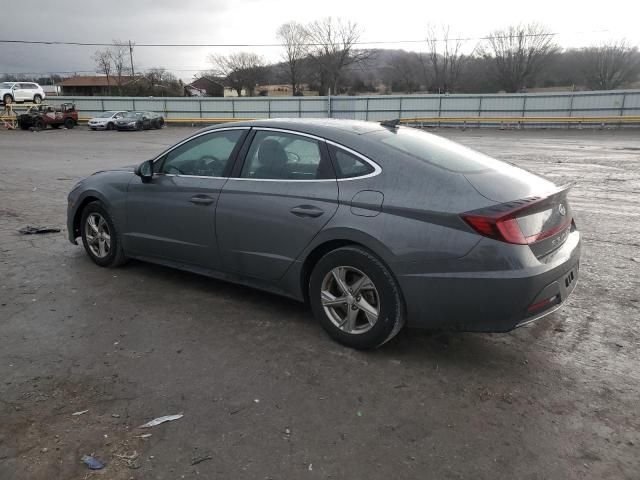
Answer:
top-left (380, 118), bottom-right (400, 128)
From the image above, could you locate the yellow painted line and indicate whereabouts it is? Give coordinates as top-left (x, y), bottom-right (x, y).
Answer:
top-left (400, 116), bottom-right (640, 123)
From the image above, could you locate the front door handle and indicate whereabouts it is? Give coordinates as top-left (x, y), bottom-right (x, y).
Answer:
top-left (190, 194), bottom-right (215, 205)
top-left (290, 205), bottom-right (324, 218)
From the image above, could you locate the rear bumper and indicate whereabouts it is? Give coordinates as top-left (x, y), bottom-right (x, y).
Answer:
top-left (397, 230), bottom-right (581, 332)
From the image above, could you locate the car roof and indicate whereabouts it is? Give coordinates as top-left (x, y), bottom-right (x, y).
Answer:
top-left (203, 118), bottom-right (391, 144)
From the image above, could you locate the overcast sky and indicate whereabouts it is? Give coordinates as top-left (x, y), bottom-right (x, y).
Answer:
top-left (1, 0), bottom-right (638, 81)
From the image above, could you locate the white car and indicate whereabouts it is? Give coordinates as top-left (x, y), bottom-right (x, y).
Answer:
top-left (88, 111), bottom-right (127, 130)
top-left (1, 82), bottom-right (45, 104)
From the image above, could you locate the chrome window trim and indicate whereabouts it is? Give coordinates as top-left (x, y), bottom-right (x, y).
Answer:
top-left (228, 127), bottom-right (383, 183)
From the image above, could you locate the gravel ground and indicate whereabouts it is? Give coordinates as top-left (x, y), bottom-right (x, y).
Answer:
top-left (0, 126), bottom-right (639, 480)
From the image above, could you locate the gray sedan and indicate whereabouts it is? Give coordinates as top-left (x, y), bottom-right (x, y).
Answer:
top-left (67, 119), bottom-right (580, 349)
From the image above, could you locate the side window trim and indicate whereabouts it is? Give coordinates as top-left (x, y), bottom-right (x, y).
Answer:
top-left (152, 127), bottom-right (250, 178)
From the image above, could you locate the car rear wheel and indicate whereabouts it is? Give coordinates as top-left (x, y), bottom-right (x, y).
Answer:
top-left (80, 202), bottom-right (127, 268)
top-left (64, 118), bottom-right (74, 129)
top-left (33, 94), bottom-right (42, 104)
top-left (33, 118), bottom-right (45, 130)
top-left (3, 94), bottom-right (12, 104)
top-left (106, 122), bottom-right (114, 130)
top-left (309, 246), bottom-right (406, 349)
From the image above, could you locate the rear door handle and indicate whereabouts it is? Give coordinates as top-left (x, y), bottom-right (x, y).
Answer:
top-left (189, 194), bottom-right (215, 205)
top-left (290, 205), bottom-right (324, 218)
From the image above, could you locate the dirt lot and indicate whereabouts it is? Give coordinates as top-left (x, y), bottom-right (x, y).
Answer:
top-left (0, 126), bottom-right (639, 480)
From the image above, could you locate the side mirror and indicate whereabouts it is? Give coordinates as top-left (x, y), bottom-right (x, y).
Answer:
top-left (134, 159), bottom-right (154, 182)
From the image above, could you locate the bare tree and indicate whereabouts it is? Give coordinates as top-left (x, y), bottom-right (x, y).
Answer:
top-left (306, 17), bottom-right (370, 95)
top-left (92, 49), bottom-right (113, 94)
top-left (277, 22), bottom-right (309, 95)
top-left (577, 41), bottom-right (640, 90)
top-left (111, 40), bottom-right (132, 95)
top-left (419, 25), bottom-right (466, 93)
top-left (479, 23), bottom-right (558, 92)
top-left (209, 52), bottom-right (266, 96)
top-left (386, 51), bottom-right (421, 93)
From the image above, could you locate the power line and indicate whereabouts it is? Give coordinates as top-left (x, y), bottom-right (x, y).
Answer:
top-left (0, 30), bottom-right (614, 48)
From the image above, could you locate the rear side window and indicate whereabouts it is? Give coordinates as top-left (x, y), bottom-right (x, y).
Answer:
top-left (372, 127), bottom-right (505, 173)
top-left (328, 145), bottom-right (374, 179)
top-left (240, 130), bottom-right (334, 180)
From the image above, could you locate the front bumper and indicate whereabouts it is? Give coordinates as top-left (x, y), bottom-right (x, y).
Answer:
top-left (397, 230), bottom-right (581, 332)
top-left (88, 123), bottom-right (107, 130)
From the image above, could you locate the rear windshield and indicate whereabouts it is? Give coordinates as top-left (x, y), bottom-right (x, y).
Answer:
top-left (370, 127), bottom-right (506, 173)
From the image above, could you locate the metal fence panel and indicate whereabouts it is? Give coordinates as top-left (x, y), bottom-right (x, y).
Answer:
top-left (51, 89), bottom-right (640, 126)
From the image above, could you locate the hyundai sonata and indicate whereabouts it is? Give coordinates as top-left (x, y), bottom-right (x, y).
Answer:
top-left (67, 119), bottom-right (580, 349)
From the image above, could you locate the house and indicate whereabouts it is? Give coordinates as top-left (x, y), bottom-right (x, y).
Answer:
top-left (185, 77), bottom-right (225, 97)
top-left (57, 75), bottom-right (138, 96)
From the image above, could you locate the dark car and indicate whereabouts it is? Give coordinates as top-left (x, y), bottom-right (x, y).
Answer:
top-left (67, 119), bottom-right (580, 349)
top-left (115, 111), bottom-right (164, 131)
top-left (17, 103), bottom-right (77, 130)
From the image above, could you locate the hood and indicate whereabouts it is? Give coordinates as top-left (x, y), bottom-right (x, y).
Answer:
top-left (463, 162), bottom-right (556, 203)
top-left (92, 165), bottom-right (136, 175)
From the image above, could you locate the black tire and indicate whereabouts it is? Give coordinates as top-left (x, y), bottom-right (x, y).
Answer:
top-left (64, 118), bottom-right (75, 129)
top-left (136, 122), bottom-right (142, 131)
top-left (157, 118), bottom-right (164, 129)
top-left (309, 246), bottom-right (406, 349)
top-left (33, 94), bottom-right (42, 104)
top-left (106, 122), bottom-right (114, 130)
top-left (3, 94), bottom-right (12, 105)
top-left (80, 201), bottom-right (127, 268)
top-left (33, 118), bottom-right (45, 130)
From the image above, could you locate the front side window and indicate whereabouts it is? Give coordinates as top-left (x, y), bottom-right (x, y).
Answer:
top-left (240, 130), bottom-right (334, 180)
top-left (158, 129), bottom-right (245, 177)
top-left (328, 145), bottom-right (375, 179)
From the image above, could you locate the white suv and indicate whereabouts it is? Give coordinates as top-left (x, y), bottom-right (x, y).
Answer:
top-left (1, 82), bottom-right (46, 105)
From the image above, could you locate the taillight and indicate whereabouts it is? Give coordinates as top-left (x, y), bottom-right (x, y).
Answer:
top-left (462, 215), bottom-right (526, 244)
top-left (461, 185), bottom-right (574, 246)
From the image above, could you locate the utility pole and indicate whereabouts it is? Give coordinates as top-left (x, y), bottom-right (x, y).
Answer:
top-left (128, 40), bottom-right (135, 76)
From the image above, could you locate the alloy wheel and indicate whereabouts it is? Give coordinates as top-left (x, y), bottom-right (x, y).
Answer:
top-left (321, 266), bottom-right (380, 334)
top-left (85, 213), bottom-right (111, 258)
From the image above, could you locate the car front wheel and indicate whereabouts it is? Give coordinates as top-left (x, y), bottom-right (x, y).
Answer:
top-left (80, 201), bottom-right (127, 267)
top-left (309, 246), bottom-right (406, 349)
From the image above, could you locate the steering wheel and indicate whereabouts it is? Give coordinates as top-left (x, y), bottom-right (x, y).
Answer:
top-left (286, 151), bottom-right (301, 163)
top-left (165, 164), bottom-right (185, 175)
top-left (199, 155), bottom-right (224, 176)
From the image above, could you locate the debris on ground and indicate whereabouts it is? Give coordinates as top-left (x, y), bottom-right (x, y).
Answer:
top-left (191, 454), bottom-right (213, 465)
top-left (18, 225), bottom-right (61, 235)
top-left (71, 409), bottom-right (89, 416)
top-left (81, 455), bottom-right (105, 470)
top-left (114, 450), bottom-right (140, 469)
top-left (138, 413), bottom-right (183, 428)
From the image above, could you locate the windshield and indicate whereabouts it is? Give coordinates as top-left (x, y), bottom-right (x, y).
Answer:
top-left (370, 126), bottom-right (507, 173)
top-left (124, 112), bottom-right (142, 118)
top-left (98, 111), bottom-right (117, 118)
top-left (1, 82), bottom-right (15, 89)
